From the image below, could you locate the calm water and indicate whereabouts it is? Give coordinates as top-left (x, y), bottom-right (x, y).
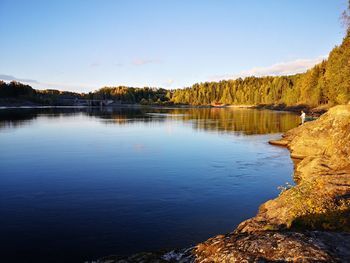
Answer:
top-left (0, 107), bottom-right (299, 263)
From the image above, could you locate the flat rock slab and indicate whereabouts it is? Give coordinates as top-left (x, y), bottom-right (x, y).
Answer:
top-left (268, 139), bottom-right (289, 146)
top-left (194, 231), bottom-right (350, 263)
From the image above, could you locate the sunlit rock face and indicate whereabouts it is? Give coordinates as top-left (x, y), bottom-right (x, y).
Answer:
top-left (193, 105), bottom-right (350, 262)
top-left (285, 105), bottom-right (350, 168)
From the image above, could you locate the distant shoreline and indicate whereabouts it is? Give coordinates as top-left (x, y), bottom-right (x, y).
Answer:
top-left (0, 101), bottom-right (329, 117)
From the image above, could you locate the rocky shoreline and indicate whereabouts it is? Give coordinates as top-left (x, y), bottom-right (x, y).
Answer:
top-left (94, 105), bottom-right (350, 263)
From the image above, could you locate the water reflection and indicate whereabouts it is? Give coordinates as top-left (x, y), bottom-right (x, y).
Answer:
top-left (0, 107), bottom-right (299, 134)
top-left (165, 108), bottom-right (299, 135)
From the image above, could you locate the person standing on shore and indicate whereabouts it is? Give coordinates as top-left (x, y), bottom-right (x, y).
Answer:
top-left (300, 110), bottom-right (306, 125)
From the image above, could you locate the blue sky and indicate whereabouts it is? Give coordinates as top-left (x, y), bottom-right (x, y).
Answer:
top-left (0, 0), bottom-right (348, 92)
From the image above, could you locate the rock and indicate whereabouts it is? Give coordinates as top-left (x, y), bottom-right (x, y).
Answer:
top-left (95, 248), bottom-right (195, 263)
top-left (268, 139), bottom-right (289, 146)
top-left (194, 231), bottom-right (350, 263)
top-left (237, 105), bottom-right (350, 233)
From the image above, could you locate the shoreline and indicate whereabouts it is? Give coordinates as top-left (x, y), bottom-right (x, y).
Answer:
top-left (194, 104), bottom-right (350, 262)
top-left (94, 105), bottom-right (350, 263)
top-left (0, 102), bottom-right (329, 114)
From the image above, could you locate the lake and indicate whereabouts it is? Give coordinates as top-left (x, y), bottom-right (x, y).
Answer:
top-left (0, 107), bottom-right (299, 263)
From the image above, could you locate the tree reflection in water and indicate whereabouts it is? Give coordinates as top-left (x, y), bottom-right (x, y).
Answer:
top-left (0, 107), bottom-right (299, 135)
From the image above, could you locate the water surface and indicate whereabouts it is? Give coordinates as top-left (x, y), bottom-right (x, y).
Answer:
top-left (0, 107), bottom-right (299, 263)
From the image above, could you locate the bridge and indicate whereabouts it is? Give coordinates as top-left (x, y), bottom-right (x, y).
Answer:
top-left (77, 99), bottom-right (114, 106)
top-left (59, 98), bottom-right (115, 106)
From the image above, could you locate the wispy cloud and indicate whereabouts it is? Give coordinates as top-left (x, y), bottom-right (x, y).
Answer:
top-left (209, 56), bottom-right (327, 81)
top-left (89, 62), bottom-right (100, 68)
top-left (0, 74), bottom-right (96, 92)
top-left (163, 79), bottom-right (175, 87)
top-left (89, 61), bottom-right (125, 68)
top-left (0, 74), bottom-right (39, 84)
top-left (132, 58), bottom-right (162, 66)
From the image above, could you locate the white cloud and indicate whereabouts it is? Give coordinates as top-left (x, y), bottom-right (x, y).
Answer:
top-left (163, 79), bottom-right (174, 87)
top-left (89, 62), bottom-right (100, 68)
top-left (132, 58), bottom-right (162, 66)
top-left (0, 74), bottom-right (39, 83)
top-left (209, 55), bottom-right (327, 82)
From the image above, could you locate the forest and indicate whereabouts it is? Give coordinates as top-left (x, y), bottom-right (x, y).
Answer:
top-left (90, 86), bottom-right (171, 105)
top-left (0, 81), bottom-right (172, 106)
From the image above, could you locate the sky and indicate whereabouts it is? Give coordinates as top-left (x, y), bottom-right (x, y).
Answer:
top-left (0, 0), bottom-right (348, 92)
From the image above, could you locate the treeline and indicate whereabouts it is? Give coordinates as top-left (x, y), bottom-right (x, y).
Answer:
top-left (0, 81), bottom-right (172, 106)
top-left (36, 89), bottom-right (85, 105)
top-left (91, 86), bottom-right (171, 105)
top-left (171, 29), bottom-right (350, 107)
top-left (0, 81), bottom-right (86, 105)
top-left (0, 81), bottom-right (36, 98)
